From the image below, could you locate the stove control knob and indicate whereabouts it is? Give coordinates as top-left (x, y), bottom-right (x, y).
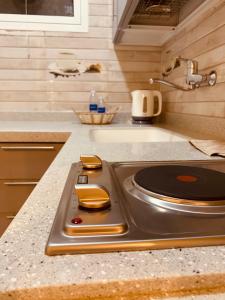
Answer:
top-left (80, 155), bottom-right (102, 170)
top-left (75, 184), bottom-right (110, 210)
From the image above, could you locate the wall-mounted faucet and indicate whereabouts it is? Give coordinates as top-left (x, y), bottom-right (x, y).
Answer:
top-left (180, 58), bottom-right (217, 88)
top-left (150, 57), bottom-right (217, 91)
top-left (149, 78), bottom-right (192, 91)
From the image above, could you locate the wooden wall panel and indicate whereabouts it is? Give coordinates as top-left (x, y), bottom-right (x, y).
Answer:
top-left (0, 0), bottom-right (161, 110)
top-left (162, 2), bottom-right (225, 121)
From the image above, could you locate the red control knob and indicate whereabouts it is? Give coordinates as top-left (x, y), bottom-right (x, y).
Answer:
top-left (71, 217), bottom-right (83, 224)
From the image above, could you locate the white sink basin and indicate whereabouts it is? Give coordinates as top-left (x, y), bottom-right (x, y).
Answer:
top-left (90, 127), bottom-right (187, 143)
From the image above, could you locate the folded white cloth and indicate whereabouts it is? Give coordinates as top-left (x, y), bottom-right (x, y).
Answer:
top-left (190, 140), bottom-right (225, 157)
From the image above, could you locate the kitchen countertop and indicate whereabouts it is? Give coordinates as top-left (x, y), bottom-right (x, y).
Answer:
top-left (0, 112), bottom-right (225, 300)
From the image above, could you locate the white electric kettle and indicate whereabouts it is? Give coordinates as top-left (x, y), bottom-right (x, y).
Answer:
top-left (131, 90), bottom-right (162, 124)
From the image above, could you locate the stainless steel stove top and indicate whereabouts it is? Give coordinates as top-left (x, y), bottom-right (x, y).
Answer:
top-left (46, 156), bottom-right (225, 255)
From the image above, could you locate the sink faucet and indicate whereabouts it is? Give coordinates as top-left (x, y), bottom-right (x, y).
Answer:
top-left (179, 58), bottom-right (208, 88)
top-left (150, 57), bottom-right (217, 91)
top-left (149, 78), bottom-right (192, 91)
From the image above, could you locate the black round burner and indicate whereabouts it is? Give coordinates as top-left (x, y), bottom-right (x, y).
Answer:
top-left (134, 165), bottom-right (225, 201)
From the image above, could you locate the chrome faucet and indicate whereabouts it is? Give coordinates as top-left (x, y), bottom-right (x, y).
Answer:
top-left (149, 78), bottom-right (192, 91)
top-left (150, 57), bottom-right (217, 91)
top-left (180, 58), bottom-right (208, 88)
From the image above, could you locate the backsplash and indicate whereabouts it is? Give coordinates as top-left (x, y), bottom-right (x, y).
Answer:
top-left (161, 1), bottom-right (225, 137)
top-left (0, 0), bottom-right (161, 112)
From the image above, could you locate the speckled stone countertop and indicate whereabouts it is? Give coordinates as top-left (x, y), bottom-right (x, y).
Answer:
top-left (0, 112), bottom-right (225, 300)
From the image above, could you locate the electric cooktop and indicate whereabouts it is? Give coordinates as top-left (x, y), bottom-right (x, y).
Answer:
top-left (46, 156), bottom-right (225, 255)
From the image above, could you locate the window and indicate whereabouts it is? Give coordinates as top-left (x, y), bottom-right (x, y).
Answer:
top-left (0, 0), bottom-right (88, 32)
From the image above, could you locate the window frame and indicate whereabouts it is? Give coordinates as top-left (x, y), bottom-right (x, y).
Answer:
top-left (0, 0), bottom-right (88, 32)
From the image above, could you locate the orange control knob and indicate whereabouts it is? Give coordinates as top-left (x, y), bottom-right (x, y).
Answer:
top-left (74, 184), bottom-right (110, 210)
top-left (80, 155), bottom-right (102, 169)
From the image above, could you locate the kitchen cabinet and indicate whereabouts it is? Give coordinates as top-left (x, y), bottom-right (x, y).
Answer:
top-left (0, 142), bottom-right (64, 236)
top-left (113, 0), bottom-right (211, 46)
top-left (113, 0), bottom-right (137, 43)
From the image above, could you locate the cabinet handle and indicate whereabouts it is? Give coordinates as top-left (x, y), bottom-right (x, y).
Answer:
top-left (1, 146), bottom-right (55, 151)
top-left (4, 181), bottom-right (38, 186)
top-left (6, 215), bottom-right (15, 219)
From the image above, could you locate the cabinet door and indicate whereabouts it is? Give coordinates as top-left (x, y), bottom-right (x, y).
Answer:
top-left (113, 0), bottom-right (139, 43)
top-left (0, 179), bottom-right (37, 212)
top-left (0, 213), bottom-right (14, 236)
top-left (0, 142), bottom-right (63, 179)
top-left (0, 142), bottom-right (64, 237)
top-left (117, 0), bottom-right (129, 21)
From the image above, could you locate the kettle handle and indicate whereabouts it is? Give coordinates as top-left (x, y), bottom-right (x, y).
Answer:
top-left (152, 91), bottom-right (162, 116)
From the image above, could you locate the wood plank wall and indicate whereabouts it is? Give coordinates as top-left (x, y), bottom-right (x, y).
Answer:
top-left (161, 2), bottom-right (225, 121)
top-left (0, 0), bottom-right (161, 111)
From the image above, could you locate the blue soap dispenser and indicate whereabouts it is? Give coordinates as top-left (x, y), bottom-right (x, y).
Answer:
top-left (89, 89), bottom-right (98, 112)
top-left (97, 96), bottom-right (106, 113)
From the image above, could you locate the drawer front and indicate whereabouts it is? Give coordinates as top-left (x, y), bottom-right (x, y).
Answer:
top-left (0, 179), bottom-right (37, 212)
top-left (0, 142), bottom-right (63, 179)
top-left (0, 212), bottom-right (15, 237)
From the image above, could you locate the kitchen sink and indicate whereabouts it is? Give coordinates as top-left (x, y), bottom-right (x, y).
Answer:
top-left (90, 127), bottom-right (187, 143)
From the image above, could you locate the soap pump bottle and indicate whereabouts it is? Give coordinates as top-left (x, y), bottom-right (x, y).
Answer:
top-left (89, 89), bottom-right (98, 112)
top-left (97, 96), bottom-right (106, 113)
